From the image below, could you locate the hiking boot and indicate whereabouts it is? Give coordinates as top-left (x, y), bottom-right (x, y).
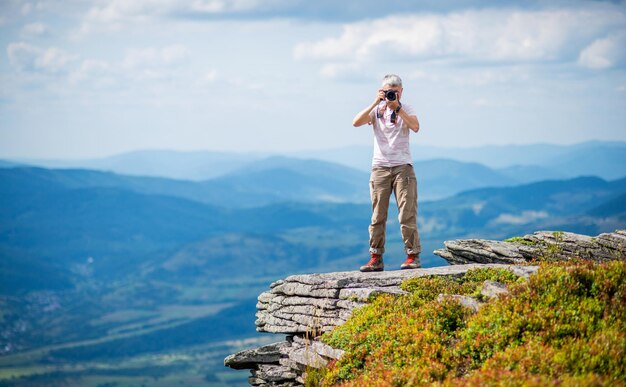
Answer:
top-left (401, 254), bottom-right (421, 269)
top-left (360, 254), bottom-right (384, 272)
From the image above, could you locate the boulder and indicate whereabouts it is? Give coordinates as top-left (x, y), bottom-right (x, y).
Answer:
top-left (435, 230), bottom-right (626, 265)
top-left (224, 341), bottom-right (290, 370)
top-left (481, 280), bottom-right (510, 300)
top-left (438, 294), bottom-right (483, 313)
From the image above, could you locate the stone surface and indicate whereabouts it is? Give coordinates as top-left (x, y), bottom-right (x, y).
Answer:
top-left (224, 341), bottom-right (289, 370)
top-left (481, 280), bottom-right (509, 299)
top-left (256, 263), bottom-right (536, 334)
top-left (310, 339), bottom-right (345, 360)
top-left (251, 364), bottom-right (297, 382)
top-left (434, 230), bottom-right (626, 265)
top-left (232, 265), bottom-right (537, 386)
top-left (438, 294), bottom-right (483, 313)
top-left (226, 230), bottom-right (623, 386)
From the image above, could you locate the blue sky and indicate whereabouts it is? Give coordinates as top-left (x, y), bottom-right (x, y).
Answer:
top-left (1, 0), bottom-right (625, 159)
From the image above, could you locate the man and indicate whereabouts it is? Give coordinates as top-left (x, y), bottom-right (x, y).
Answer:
top-left (352, 74), bottom-right (421, 272)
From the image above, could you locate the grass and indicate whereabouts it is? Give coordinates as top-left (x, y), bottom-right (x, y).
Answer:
top-left (503, 236), bottom-right (537, 246)
top-left (310, 261), bottom-right (626, 386)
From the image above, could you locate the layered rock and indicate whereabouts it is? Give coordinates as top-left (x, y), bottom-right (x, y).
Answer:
top-left (225, 263), bottom-right (536, 386)
top-left (255, 263), bottom-right (537, 335)
top-left (225, 230), bottom-right (626, 386)
top-left (434, 230), bottom-right (626, 265)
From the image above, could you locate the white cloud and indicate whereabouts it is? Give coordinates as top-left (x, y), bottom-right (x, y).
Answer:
top-left (190, 0), bottom-right (278, 13)
top-left (77, 0), bottom-right (287, 35)
top-left (319, 62), bottom-right (365, 80)
top-left (203, 69), bottom-right (218, 82)
top-left (493, 211), bottom-right (549, 225)
top-left (65, 44), bottom-right (193, 90)
top-left (18, 1), bottom-right (50, 15)
top-left (472, 98), bottom-right (490, 107)
top-left (121, 45), bottom-right (187, 69)
top-left (69, 58), bottom-right (114, 86)
top-left (21, 22), bottom-right (49, 36)
top-left (7, 42), bottom-right (78, 73)
top-left (578, 31), bottom-right (626, 69)
top-left (294, 7), bottom-right (626, 67)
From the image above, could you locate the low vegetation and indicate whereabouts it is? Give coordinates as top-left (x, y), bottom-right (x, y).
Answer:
top-left (310, 261), bottom-right (626, 386)
top-left (503, 236), bottom-right (537, 246)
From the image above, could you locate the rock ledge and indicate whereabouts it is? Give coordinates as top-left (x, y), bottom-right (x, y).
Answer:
top-left (227, 263), bottom-right (536, 386)
top-left (434, 230), bottom-right (625, 265)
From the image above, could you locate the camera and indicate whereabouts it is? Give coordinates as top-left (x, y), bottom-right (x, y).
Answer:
top-left (384, 90), bottom-right (398, 101)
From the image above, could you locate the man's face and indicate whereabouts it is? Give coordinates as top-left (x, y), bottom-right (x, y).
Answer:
top-left (382, 84), bottom-right (403, 100)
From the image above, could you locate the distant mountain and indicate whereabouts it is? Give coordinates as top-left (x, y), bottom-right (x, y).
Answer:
top-left (0, 160), bottom-right (22, 168)
top-left (298, 141), bottom-right (626, 181)
top-left (0, 166), bottom-right (374, 292)
top-left (421, 176), bottom-right (626, 238)
top-left (414, 159), bottom-right (516, 200)
top-left (0, 159), bottom-right (371, 208)
top-left (0, 166), bottom-right (219, 205)
top-left (547, 143), bottom-right (626, 180)
top-left (586, 191), bottom-right (626, 217)
top-left (203, 156), bottom-right (370, 206)
top-left (5, 141), bottom-right (625, 182)
top-left (496, 164), bottom-right (566, 184)
top-left (411, 141), bottom-right (626, 173)
top-left (1, 164), bottom-right (624, 384)
top-left (6, 149), bottom-right (266, 180)
top-left (1, 186), bottom-right (229, 290)
top-left (2, 166), bottom-right (625, 296)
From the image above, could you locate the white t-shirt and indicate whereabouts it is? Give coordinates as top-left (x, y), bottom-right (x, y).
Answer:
top-left (369, 102), bottom-right (415, 167)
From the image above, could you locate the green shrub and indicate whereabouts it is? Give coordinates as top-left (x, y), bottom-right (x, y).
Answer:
top-left (504, 236), bottom-right (537, 246)
top-left (317, 261), bottom-right (626, 386)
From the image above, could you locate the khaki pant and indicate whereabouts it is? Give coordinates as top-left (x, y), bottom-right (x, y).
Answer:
top-left (369, 164), bottom-right (421, 256)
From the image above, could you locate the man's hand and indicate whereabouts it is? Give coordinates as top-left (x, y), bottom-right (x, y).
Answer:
top-left (375, 89), bottom-right (385, 103)
top-left (354, 90), bottom-right (386, 127)
top-left (386, 98), bottom-right (400, 111)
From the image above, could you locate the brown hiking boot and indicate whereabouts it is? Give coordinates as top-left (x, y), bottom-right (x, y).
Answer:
top-left (360, 254), bottom-right (384, 272)
top-left (401, 254), bottom-right (421, 269)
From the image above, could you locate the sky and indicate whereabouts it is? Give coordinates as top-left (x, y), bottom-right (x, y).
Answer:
top-left (1, 0), bottom-right (625, 159)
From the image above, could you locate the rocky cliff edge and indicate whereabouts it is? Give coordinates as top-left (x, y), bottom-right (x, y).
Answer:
top-left (224, 230), bottom-right (625, 386)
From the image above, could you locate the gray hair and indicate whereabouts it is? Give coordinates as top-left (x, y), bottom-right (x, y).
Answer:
top-left (381, 74), bottom-right (402, 87)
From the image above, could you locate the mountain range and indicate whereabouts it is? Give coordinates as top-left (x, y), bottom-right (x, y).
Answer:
top-left (6, 141), bottom-right (625, 202)
top-left (1, 147), bottom-right (625, 386)
top-left (2, 163), bottom-right (624, 297)
top-left (6, 141), bottom-right (626, 182)
top-left (299, 140), bottom-right (626, 179)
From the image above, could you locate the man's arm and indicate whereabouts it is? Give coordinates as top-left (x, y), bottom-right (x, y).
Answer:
top-left (398, 108), bottom-right (419, 133)
top-left (352, 90), bottom-right (385, 127)
top-left (387, 99), bottom-right (419, 133)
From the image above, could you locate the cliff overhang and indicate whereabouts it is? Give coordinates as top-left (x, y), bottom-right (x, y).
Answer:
top-left (224, 230), bottom-right (625, 386)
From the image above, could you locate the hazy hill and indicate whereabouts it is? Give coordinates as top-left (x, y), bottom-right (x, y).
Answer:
top-left (547, 143), bottom-right (626, 180)
top-left (421, 176), bottom-right (626, 237)
top-left (411, 140), bottom-right (626, 176)
top-left (299, 141), bottom-right (626, 180)
top-left (1, 165), bottom-right (625, 386)
top-left (0, 160), bottom-right (370, 208)
top-left (5, 141), bottom-right (626, 182)
top-left (8, 149), bottom-right (265, 180)
top-left (0, 166), bottom-right (374, 293)
top-left (496, 164), bottom-right (565, 183)
top-left (414, 159), bottom-right (516, 200)
top-left (2, 166), bottom-right (625, 297)
top-left (201, 156), bottom-right (370, 206)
